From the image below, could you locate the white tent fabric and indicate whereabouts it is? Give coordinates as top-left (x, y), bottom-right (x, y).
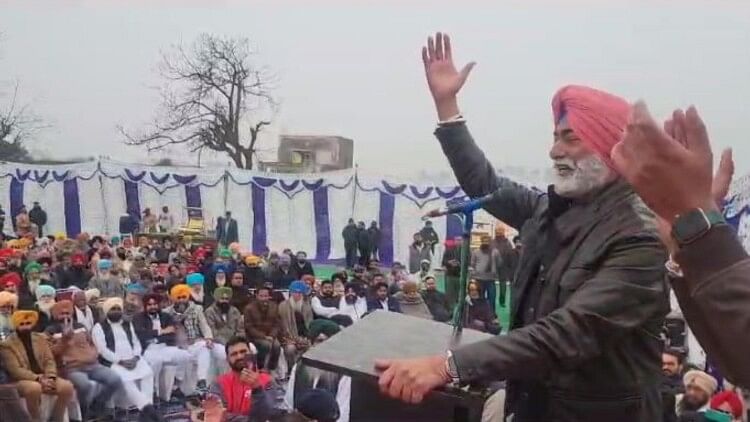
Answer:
top-left (2, 158), bottom-right (749, 265)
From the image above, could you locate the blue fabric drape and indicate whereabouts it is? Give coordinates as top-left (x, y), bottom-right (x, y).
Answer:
top-left (185, 185), bottom-right (202, 209)
top-left (123, 180), bottom-right (141, 219)
top-left (9, 177), bottom-right (24, 231)
top-left (251, 184), bottom-right (267, 253)
top-left (63, 179), bottom-right (82, 237)
top-left (313, 187), bottom-right (331, 262)
top-left (378, 192), bottom-right (395, 265)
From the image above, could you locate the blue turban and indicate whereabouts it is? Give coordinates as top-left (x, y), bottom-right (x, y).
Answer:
top-left (186, 272), bottom-right (205, 286)
top-left (289, 280), bottom-right (309, 295)
top-left (212, 262), bottom-right (228, 274)
top-left (125, 283), bottom-right (147, 295)
top-left (98, 259), bottom-right (112, 270)
top-left (35, 284), bottom-right (56, 299)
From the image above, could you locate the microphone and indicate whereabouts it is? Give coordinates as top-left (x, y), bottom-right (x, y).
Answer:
top-left (421, 189), bottom-right (501, 220)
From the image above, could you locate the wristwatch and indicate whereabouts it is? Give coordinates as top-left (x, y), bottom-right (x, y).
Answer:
top-left (445, 350), bottom-right (460, 384)
top-left (671, 208), bottom-right (726, 247)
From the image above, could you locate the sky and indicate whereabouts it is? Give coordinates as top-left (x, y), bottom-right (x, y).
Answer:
top-left (1, 0), bottom-right (749, 181)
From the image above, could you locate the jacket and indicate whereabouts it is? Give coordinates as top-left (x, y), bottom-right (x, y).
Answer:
top-left (470, 247), bottom-right (502, 281)
top-left (366, 296), bottom-right (402, 313)
top-left (132, 311), bottom-right (177, 349)
top-left (204, 304), bottom-right (244, 345)
top-left (45, 322), bottom-right (99, 371)
top-left (342, 224), bottom-right (358, 246)
top-left (278, 299), bottom-right (313, 341)
top-left (670, 225), bottom-right (750, 388)
top-left (210, 371), bottom-right (277, 422)
top-left (244, 300), bottom-right (281, 340)
top-left (216, 217), bottom-right (239, 245)
top-left (0, 332), bottom-right (57, 380)
top-left (421, 290), bottom-right (452, 322)
top-left (437, 122), bottom-right (668, 421)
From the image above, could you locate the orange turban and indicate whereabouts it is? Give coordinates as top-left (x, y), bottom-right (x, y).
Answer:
top-left (0, 291), bottom-right (18, 308)
top-left (170, 284), bottom-right (191, 300)
top-left (551, 85), bottom-right (630, 169)
top-left (11, 310), bottom-right (39, 328)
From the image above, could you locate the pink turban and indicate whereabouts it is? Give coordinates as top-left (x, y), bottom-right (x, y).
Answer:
top-left (551, 85), bottom-right (631, 169)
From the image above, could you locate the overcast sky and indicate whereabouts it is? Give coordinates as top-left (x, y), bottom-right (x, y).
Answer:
top-left (1, 0), bottom-right (749, 180)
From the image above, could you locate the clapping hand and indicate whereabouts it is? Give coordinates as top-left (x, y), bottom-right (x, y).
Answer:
top-left (612, 102), bottom-right (734, 253)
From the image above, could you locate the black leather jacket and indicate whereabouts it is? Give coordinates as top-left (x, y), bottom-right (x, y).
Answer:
top-left (438, 123), bottom-right (669, 422)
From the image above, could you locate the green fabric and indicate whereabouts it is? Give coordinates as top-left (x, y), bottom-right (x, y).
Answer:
top-left (24, 261), bottom-right (42, 275)
top-left (307, 319), bottom-right (340, 340)
top-left (218, 248), bottom-right (232, 258)
top-left (213, 286), bottom-right (233, 300)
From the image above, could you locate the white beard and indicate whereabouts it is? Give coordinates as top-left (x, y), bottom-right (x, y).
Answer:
top-left (552, 154), bottom-right (615, 198)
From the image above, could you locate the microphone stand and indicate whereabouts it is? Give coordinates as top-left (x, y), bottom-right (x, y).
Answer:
top-left (449, 209), bottom-right (474, 348)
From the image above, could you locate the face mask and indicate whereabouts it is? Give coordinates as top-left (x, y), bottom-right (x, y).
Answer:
top-left (108, 312), bottom-right (123, 322)
top-left (217, 302), bottom-right (230, 313)
top-left (216, 274), bottom-right (226, 287)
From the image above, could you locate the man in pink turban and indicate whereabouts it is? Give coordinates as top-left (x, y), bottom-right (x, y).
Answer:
top-left (376, 33), bottom-right (668, 422)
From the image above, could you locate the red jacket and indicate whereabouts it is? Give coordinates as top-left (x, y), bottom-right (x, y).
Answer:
top-left (215, 371), bottom-right (272, 415)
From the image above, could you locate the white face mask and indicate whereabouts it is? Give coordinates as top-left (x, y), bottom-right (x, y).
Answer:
top-left (552, 154), bottom-right (615, 198)
top-left (216, 274), bottom-right (226, 287)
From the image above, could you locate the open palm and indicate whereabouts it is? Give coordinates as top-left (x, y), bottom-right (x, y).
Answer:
top-left (421, 32), bottom-right (475, 103)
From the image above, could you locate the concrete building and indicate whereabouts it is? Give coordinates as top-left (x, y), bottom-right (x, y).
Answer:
top-left (259, 134), bottom-right (354, 173)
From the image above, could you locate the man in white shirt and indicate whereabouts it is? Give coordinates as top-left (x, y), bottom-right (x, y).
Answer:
top-left (158, 206), bottom-right (174, 233)
top-left (91, 298), bottom-right (158, 417)
top-left (164, 284), bottom-right (226, 392)
top-left (311, 282), bottom-right (367, 326)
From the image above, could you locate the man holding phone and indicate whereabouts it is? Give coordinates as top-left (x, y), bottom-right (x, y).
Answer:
top-left (46, 300), bottom-right (121, 420)
top-left (209, 336), bottom-right (277, 422)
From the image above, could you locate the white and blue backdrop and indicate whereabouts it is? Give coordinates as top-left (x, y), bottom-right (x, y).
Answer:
top-left (2, 158), bottom-right (749, 263)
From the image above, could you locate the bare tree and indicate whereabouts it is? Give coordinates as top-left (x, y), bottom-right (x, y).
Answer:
top-left (0, 82), bottom-right (46, 163)
top-left (119, 33), bottom-right (278, 169)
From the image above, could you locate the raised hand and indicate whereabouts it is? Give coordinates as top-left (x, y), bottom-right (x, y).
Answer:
top-left (612, 102), bottom-right (734, 253)
top-left (421, 32), bottom-right (476, 120)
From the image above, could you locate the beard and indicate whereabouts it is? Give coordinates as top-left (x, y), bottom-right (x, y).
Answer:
top-left (552, 154), bottom-right (614, 198)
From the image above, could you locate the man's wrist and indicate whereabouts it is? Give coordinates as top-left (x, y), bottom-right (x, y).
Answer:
top-left (435, 97), bottom-right (461, 121)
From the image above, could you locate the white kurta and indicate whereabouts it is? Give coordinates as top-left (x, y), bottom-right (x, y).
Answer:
top-left (92, 321), bottom-right (152, 381)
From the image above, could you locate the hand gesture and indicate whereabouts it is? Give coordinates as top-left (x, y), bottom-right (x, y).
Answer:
top-left (613, 102), bottom-right (732, 221)
top-left (205, 338), bottom-right (214, 349)
top-left (612, 102), bottom-right (734, 253)
top-left (239, 368), bottom-right (260, 388)
top-left (421, 32), bottom-right (476, 120)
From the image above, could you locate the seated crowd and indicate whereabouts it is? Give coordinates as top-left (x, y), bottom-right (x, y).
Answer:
top-left (0, 230), bottom-right (485, 422)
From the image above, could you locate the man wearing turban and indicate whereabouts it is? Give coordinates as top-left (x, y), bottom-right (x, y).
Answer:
top-left (0, 310), bottom-right (75, 422)
top-left (204, 287), bottom-right (244, 346)
top-left (33, 284), bottom-right (56, 332)
top-left (45, 300), bottom-right (122, 420)
top-left (284, 318), bottom-right (350, 422)
top-left (91, 298), bottom-right (160, 418)
top-left (676, 370), bottom-right (717, 415)
top-left (133, 292), bottom-right (192, 401)
top-left (164, 283), bottom-right (226, 394)
top-left (278, 280), bottom-right (314, 376)
top-left (376, 33), bottom-right (669, 422)
top-left (0, 291), bottom-right (18, 339)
